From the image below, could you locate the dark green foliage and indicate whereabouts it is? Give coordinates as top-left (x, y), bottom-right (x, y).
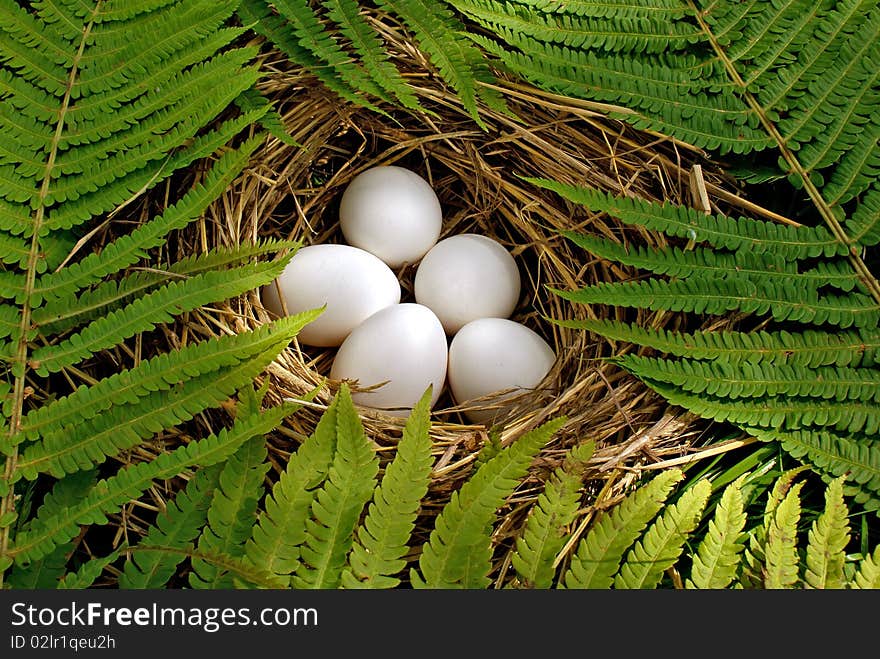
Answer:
top-left (238, 0), bottom-right (510, 126)
top-left (0, 0), bottom-right (312, 586)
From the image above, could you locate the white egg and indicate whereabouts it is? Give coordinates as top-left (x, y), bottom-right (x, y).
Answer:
top-left (448, 318), bottom-right (556, 425)
top-left (339, 165), bottom-right (443, 268)
top-left (414, 233), bottom-right (521, 334)
top-left (330, 303), bottom-right (448, 417)
top-left (261, 244), bottom-right (400, 347)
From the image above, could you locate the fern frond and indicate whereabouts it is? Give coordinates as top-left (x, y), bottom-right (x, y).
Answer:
top-left (763, 480), bottom-right (804, 589)
top-left (451, 0), bottom-right (702, 55)
top-left (245, 391), bottom-right (340, 581)
top-left (636, 378), bottom-right (880, 437)
top-left (686, 475), bottom-right (748, 590)
top-left (616, 356), bottom-right (880, 404)
top-left (510, 441), bottom-right (593, 589)
top-left (413, 417), bottom-right (567, 589)
top-left (844, 185), bottom-right (880, 247)
top-left (564, 232), bottom-right (862, 292)
top-left (35, 239), bottom-right (300, 333)
top-left (294, 383), bottom-right (379, 589)
top-left (3, 470), bottom-right (95, 587)
top-left (30, 258), bottom-right (290, 378)
top-left (322, 0), bottom-right (422, 111)
top-left (375, 0), bottom-right (508, 128)
top-left (851, 546), bottom-right (880, 589)
top-left (562, 468), bottom-right (683, 589)
top-left (56, 548), bottom-right (122, 589)
top-left (804, 475), bottom-right (850, 589)
top-left (614, 478), bottom-right (711, 589)
top-left (31, 137), bottom-right (262, 306)
top-left (10, 400), bottom-right (298, 566)
top-left (15, 312), bottom-right (319, 447)
top-left (119, 464), bottom-right (221, 589)
top-left (555, 277), bottom-right (879, 330)
top-left (127, 544), bottom-right (287, 589)
top-left (530, 179), bottom-right (844, 259)
top-left (12, 337), bottom-right (299, 480)
top-left (757, 426), bottom-right (880, 516)
top-left (342, 386), bottom-right (435, 589)
top-left (4, 541), bottom-right (73, 589)
top-left (189, 436), bottom-right (270, 590)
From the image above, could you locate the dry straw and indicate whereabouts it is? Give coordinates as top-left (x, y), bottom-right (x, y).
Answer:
top-left (153, 23), bottom-right (766, 574)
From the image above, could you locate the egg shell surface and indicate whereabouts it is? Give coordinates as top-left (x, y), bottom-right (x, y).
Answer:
top-left (330, 303), bottom-right (448, 417)
top-left (448, 318), bottom-right (556, 424)
top-left (339, 165), bottom-right (443, 268)
top-left (414, 233), bottom-right (521, 334)
top-left (261, 244), bottom-right (401, 347)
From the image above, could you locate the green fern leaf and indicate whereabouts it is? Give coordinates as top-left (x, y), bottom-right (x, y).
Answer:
top-left (3, 470), bottom-right (95, 588)
top-left (342, 386), bottom-right (435, 589)
top-left (31, 141), bottom-right (263, 306)
top-left (35, 238), bottom-right (300, 336)
top-left (616, 356), bottom-right (880, 404)
top-left (554, 277), bottom-right (879, 330)
top-left (189, 436), bottom-right (270, 590)
top-left (764, 480), bottom-right (805, 589)
top-left (510, 441), bottom-right (594, 589)
top-left (529, 179), bottom-right (845, 259)
top-left (549, 319), bottom-right (868, 368)
top-left (10, 400), bottom-right (298, 566)
top-left (634, 378), bottom-right (880, 438)
top-left (564, 232), bottom-right (861, 292)
top-left (119, 464), bottom-right (221, 590)
top-left (804, 475), bottom-right (850, 589)
top-left (57, 548), bottom-right (122, 589)
top-left (851, 546), bottom-right (880, 589)
top-left (29, 258), bottom-right (291, 378)
top-left (740, 467), bottom-right (809, 588)
top-left (245, 391), bottom-right (340, 581)
top-left (4, 542), bottom-right (73, 589)
top-left (322, 0), bottom-right (423, 111)
top-left (562, 468), bottom-right (683, 589)
top-left (614, 478), bottom-right (711, 589)
top-left (375, 0), bottom-right (508, 128)
top-left (14, 312), bottom-right (317, 448)
top-left (12, 336), bottom-right (300, 480)
top-left (413, 417), bottom-right (567, 589)
top-left (686, 475), bottom-right (748, 590)
top-left (294, 383), bottom-right (379, 589)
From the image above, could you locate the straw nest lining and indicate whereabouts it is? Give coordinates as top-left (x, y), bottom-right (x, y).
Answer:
top-left (183, 30), bottom-right (755, 517)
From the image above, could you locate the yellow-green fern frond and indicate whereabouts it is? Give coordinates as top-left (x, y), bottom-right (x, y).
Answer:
top-left (804, 475), bottom-right (851, 589)
top-left (413, 417), bottom-right (567, 589)
top-left (614, 479), bottom-right (711, 589)
top-left (510, 441), bottom-right (594, 589)
top-left (189, 434), bottom-right (272, 590)
top-left (293, 384), bottom-right (379, 589)
top-left (763, 480), bottom-right (805, 589)
top-left (562, 468), bottom-right (683, 589)
top-left (245, 391), bottom-right (340, 581)
top-left (342, 387), bottom-right (435, 589)
top-left (851, 546), bottom-right (880, 589)
top-left (686, 475), bottom-right (748, 590)
top-left (119, 465), bottom-right (221, 590)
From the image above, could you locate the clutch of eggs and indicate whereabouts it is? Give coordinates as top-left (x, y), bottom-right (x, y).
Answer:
top-left (263, 163), bottom-right (556, 423)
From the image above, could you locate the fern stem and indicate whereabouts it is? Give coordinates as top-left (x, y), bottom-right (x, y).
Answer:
top-left (0, 3), bottom-right (102, 585)
top-left (687, 0), bottom-right (880, 306)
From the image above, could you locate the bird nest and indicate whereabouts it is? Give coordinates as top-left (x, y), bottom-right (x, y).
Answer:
top-left (167, 35), bottom-right (759, 544)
